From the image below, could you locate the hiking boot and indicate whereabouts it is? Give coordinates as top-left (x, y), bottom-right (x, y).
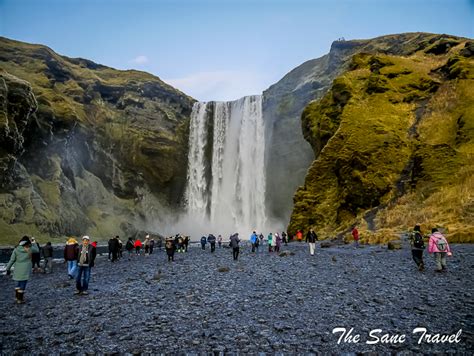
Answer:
top-left (17, 290), bottom-right (25, 304)
top-left (74, 290), bottom-right (82, 295)
top-left (81, 291), bottom-right (89, 295)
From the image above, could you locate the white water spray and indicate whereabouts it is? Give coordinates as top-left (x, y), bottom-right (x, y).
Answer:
top-left (182, 95), bottom-right (268, 238)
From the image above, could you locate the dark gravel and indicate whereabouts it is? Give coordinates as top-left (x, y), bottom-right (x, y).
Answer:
top-left (0, 242), bottom-right (473, 354)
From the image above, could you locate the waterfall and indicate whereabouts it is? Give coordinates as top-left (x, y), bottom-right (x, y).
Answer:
top-left (183, 95), bottom-right (267, 237)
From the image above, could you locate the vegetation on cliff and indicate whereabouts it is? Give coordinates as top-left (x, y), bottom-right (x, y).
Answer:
top-left (0, 37), bottom-right (195, 245)
top-left (289, 33), bottom-right (473, 243)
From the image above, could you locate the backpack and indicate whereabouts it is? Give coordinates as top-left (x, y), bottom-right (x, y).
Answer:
top-left (435, 236), bottom-right (447, 251)
top-left (413, 232), bottom-right (424, 249)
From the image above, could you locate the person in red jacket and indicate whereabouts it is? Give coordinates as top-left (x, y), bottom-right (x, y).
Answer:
top-left (352, 226), bottom-right (360, 248)
top-left (134, 239), bottom-right (142, 255)
top-left (296, 230), bottom-right (303, 241)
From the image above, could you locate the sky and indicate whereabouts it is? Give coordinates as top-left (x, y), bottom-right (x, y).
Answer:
top-left (0, 0), bottom-right (473, 101)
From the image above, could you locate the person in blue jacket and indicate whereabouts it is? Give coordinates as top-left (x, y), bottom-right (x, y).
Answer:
top-left (200, 236), bottom-right (207, 250)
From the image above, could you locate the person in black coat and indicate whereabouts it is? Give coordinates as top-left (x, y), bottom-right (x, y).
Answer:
top-left (208, 234), bottom-right (217, 252)
top-left (42, 242), bottom-right (53, 273)
top-left (306, 228), bottom-right (318, 256)
top-left (109, 236), bottom-right (119, 262)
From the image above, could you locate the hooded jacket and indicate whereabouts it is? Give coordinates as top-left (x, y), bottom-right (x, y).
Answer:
top-left (6, 245), bottom-right (32, 281)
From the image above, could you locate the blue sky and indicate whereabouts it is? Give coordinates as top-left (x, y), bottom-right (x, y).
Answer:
top-left (1, 0), bottom-right (473, 101)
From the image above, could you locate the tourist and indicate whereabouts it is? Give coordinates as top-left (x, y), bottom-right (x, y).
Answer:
top-left (165, 236), bottom-right (176, 262)
top-left (271, 232), bottom-right (277, 252)
top-left (75, 236), bottom-right (96, 295)
top-left (255, 233), bottom-right (260, 253)
top-left (428, 228), bottom-right (452, 272)
top-left (200, 236), bottom-right (207, 250)
top-left (250, 231), bottom-right (258, 253)
top-left (110, 236), bottom-right (120, 262)
top-left (230, 233), bottom-right (240, 261)
top-left (157, 236), bottom-right (163, 251)
top-left (259, 233), bottom-right (264, 249)
top-left (108, 237), bottom-right (114, 260)
top-left (149, 238), bottom-right (155, 254)
top-left (91, 241), bottom-right (98, 267)
top-left (184, 236), bottom-right (190, 252)
top-left (31, 237), bottom-right (41, 273)
top-left (217, 235), bottom-right (223, 248)
top-left (296, 230), bottom-right (303, 242)
top-left (409, 224), bottom-right (425, 271)
top-left (118, 238), bottom-right (123, 259)
top-left (267, 233), bottom-right (273, 252)
top-left (144, 235), bottom-right (151, 255)
top-left (282, 231), bottom-right (288, 246)
top-left (177, 235), bottom-right (185, 253)
top-left (125, 237), bottom-right (134, 259)
top-left (275, 232), bottom-right (282, 253)
top-left (306, 228), bottom-right (318, 256)
top-left (42, 242), bottom-right (53, 273)
top-left (208, 234), bottom-right (217, 253)
top-left (64, 237), bottom-right (79, 279)
top-left (6, 236), bottom-right (32, 304)
top-left (352, 226), bottom-right (360, 248)
top-left (134, 238), bottom-right (142, 255)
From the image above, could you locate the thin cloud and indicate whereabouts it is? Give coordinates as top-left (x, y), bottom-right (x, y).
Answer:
top-left (164, 70), bottom-right (267, 102)
top-left (130, 55), bottom-right (149, 64)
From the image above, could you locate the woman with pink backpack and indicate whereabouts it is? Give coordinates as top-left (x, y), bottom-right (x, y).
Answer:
top-left (428, 228), bottom-right (452, 272)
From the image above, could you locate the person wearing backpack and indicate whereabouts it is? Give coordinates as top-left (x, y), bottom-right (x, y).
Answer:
top-left (428, 228), bottom-right (451, 272)
top-left (125, 237), bottom-right (134, 260)
top-left (165, 237), bottom-right (176, 262)
top-left (409, 224), bottom-right (425, 271)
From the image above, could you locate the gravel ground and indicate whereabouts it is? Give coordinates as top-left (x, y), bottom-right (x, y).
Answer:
top-left (0, 241), bottom-right (473, 354)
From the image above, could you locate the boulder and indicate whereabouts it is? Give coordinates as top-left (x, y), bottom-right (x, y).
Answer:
top-left (387, 240), bottom-right (402, 250)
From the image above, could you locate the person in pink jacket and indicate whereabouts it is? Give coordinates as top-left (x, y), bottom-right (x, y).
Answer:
top-left (428, 228), bottom-right (451, 272)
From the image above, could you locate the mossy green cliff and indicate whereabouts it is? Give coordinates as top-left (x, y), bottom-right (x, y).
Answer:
top-left (289, 33), bottom-right (473, 243)
top-left (0, 37), bottom-right (195, 245)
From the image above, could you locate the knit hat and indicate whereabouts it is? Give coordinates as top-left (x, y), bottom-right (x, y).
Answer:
top-left (82, 235), bottom-right (90, 241)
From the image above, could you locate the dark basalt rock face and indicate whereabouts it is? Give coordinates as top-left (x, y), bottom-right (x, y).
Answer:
top-left (0, 72), bottom-right (38, 192)
top-left (0, 37), bottom-right (195, 244)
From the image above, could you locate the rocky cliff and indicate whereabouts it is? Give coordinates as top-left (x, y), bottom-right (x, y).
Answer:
top-left (288, 33), bottom-right (474, 242)
top-left (0, 37), bottom-right (194, 245)
top-left (262, 33), bottom-right (454, 226)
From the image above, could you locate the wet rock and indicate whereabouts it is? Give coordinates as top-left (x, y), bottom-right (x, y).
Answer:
top-left (387, 240), bottom-right (402, 250)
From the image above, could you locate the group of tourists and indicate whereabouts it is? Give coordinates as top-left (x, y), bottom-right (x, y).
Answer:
top-left (6, 235), bottom-right (97, 303)
top-left (159, 234), bottom-right (191, 262)
top-left (409, 225), bottom-right (452, 272)
top-left (123, 235), bottom-right (162, 258)
top-left (3, 223), bottom-right (454, 304)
